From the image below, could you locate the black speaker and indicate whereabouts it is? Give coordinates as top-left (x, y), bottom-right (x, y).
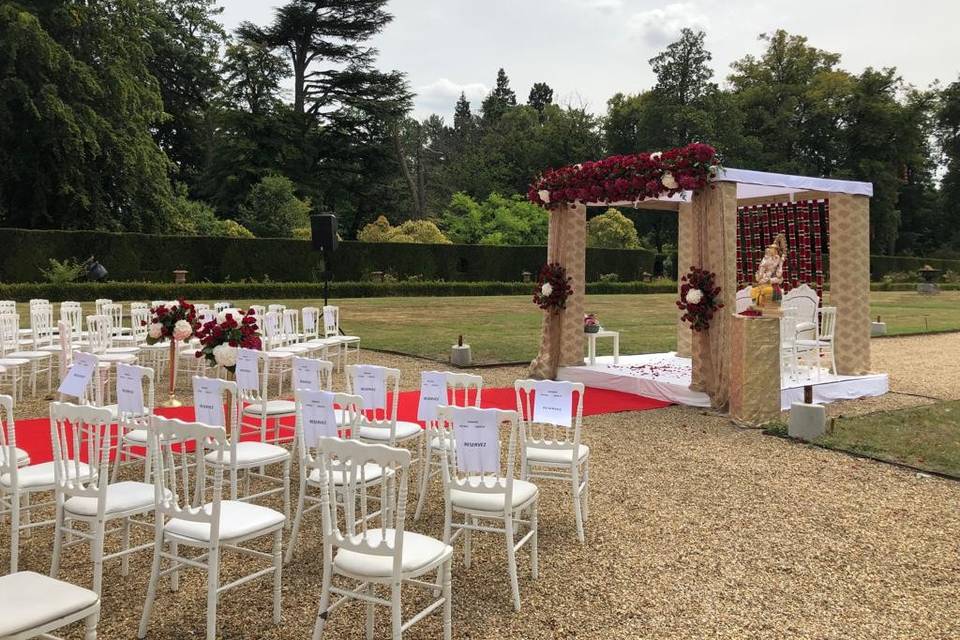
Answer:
top-left (310, 213), bottom-right (338, 252)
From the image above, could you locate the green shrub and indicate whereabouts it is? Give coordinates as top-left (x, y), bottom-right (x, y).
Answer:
top-left (238, 174), bottom-right (311, 238)
top-left (39, 258), bottom-right (86, 284)
top-left (440, 193), bottom-right (548, 246)
top-left (599, 273), bottom-right (620, 283)
top-left (587, 209), bottom-right (642, 249)
top-left (358, 216), bottom-right (451, 244)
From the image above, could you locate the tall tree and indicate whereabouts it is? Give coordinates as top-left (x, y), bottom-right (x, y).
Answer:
top-left (528, 82), bottom-right (554, 113)
top-left (453, 92), bottom-right (474, 132)
top-left (481, 68), bottom-right (517, 124)
top-left (650, 28), bottom-right (713, 107)
top-left (939, 77), bottom-right (960, 252)
top-left (0, 0), bottom-right (172, 231)
top-left (219, 39), bottom-right (290, 115)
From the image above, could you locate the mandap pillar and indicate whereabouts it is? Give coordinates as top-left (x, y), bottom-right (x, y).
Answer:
top-left (828, 193), bottom-right (871, 374)
top-left (676, 200), bottom-right (694, 357)
top-left (689, 181), bottom-right (738, 410)
top-left (529, 203), bottom-right (587, 379)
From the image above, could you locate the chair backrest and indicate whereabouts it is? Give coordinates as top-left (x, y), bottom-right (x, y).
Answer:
top-left (57, 321), bottom-right (72, 381)
top-left (291, 356), bottom-right (334, 392)
top-left (130, 302), bottom-right (149, 313)
top-left (514, 379), bottom-right (584, 457)
top-left (0, 395), bottom-right (17, 488)
top-left (150, 415), bottom-right (228, 534)
top-left (345, 364), bottom-right (400, 440)
top-left (282, 309), bottom-right (300, 339)
top-left (116, 363), bottom-right (155, 417)
top-left (268, 304), bottom-right (286, 314)
top-left (418, 371), bottom-right (482, 427)
top-left (101, 303), bottom-right (125, 338)
top-left (321, 305), bottom-right (341, 338)
top-left (235, 347), bottom-right (267, 406)
top-left (780, 306), bottom-right (804, 343)
top-left (29, 298), bottom-right (51, 310)
top-left (30, 305), bottom-right (56, 348)
top-left (193, 303), bottom-right (210, 313)
top-left (0, 301), bottom-right (15, 315)
top-left (301, 307), bottom-right (320, 339)
top-left (250, 304), bottom-right (266, 318)
top-left (60, 302), bottom-right (83, 337)
top-left (214, 302), bottom-right (232, 313)
top-left (130, 308), bottom-right (150, 342)
top-left (294, 390), bottom-right (362, 467)
top-left (50, 402), bottom-right (115, 508)
top-left (735, 286), bottom-right (753, 313)
top-left (86, 315), bottom-right (111, 353)
top-left (150, 300), bottom-right (167, 309)
top-left (436, 406), bottom-right (519, 507)
top-left (94, 299), bottom-right (112, 316)
top-left (0, 314), bottom-right (19, 355)
top-left (262, 311), bottom-right (283, 349)
top-left (191, 376), bottom-right (240, 459)
top-left (818, 306), bottom-right (837, 341)
top-left (315, 437), bottom-right (412, 575)
top-left (198, 308), bottom-right (216, 326)
top-left (782, 284), bottom-right (819, 326)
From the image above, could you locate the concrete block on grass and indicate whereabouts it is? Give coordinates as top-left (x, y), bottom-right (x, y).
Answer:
top-left (788, 402), bottom-right (827, 441)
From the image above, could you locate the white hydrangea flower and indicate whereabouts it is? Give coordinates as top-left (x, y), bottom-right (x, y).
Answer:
top-left (661, 171), bottom-right (679, 190)
top-left (172, 319), bottom-right (193, 341)
top-left (538, 189), bottom-right (551, 204)
top-left (213, 344), bottom-right (237, 367)
top-left (148, 323), bottom-right (162, 339)
top-left (540, 282), bottom-right (554, 297)
top-left (685, 288), bottom-right (703, 305)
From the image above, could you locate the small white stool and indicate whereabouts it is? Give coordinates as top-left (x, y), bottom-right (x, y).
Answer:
top-left (586, 329), bottom-right (620, 365)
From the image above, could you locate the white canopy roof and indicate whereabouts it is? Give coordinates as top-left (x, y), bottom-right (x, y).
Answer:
top-left (601, 167), bottom-right (873, 209)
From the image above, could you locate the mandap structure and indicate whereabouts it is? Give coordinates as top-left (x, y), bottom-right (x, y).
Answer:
top-left (526, 143), bottom-right (873, 411)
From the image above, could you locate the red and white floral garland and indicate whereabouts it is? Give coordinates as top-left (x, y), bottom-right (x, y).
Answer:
top-left (533, 263), bottom-right (573, 313)
top-left (677, 267), bottom-right (723, 332)
top-left (527, 143), bottom-right (720, 208)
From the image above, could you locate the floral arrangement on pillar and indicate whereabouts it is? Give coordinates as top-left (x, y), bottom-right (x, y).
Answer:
top-left (677, 267), bottom-right (723, 332)
top-left (532, 263), bottom-right (573, 312)
top-left (195, 308), bottom-right (262, 373)
top-left (146, 300), bottom-right (200, 407)
top-left (527, 143), bottom-right (719, 207)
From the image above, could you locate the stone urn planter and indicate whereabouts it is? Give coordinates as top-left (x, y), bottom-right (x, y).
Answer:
top-left (917, 265), bottom-right (941, 295)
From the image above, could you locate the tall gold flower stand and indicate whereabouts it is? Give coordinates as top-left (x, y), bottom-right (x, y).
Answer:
top-left (729, 314), bottom-right (781, 426)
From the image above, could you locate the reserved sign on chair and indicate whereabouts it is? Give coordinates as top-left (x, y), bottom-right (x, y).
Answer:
top-left (453, 407), bottom-right (499, 473)
top-left (293, 357), bottom-right (322, 391)
top-left (417, 371), bottom-right (446, 422)
top-left (58, 352), bottom-right (98, 398)
top-left (193, 379), bottom-right (225, 427)
top-left (235, 348), bottom-right (260, 392)
top-left (532, 381), bottom-right (573, 427)
top-left (354, 365), bottom-right (386, 410)
top-left (116, 363), bottom-right (145, 415)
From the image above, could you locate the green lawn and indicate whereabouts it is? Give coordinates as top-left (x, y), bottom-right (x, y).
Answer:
top-left (773, 401), bottom-right (960, 477)
top-left (25, 290), bottom-right (960, 365)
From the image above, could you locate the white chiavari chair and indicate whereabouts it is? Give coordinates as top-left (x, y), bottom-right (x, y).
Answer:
top-left (347, 365), bottom-right (424, 459)
top-left (322, 306), bottom-right (360, 371)
top-left (309, 437), bottom-right (453, 640)
top-left (236, 348), bottom-right (297, 452)
top-left (515, 379), bottom-right (589, 542)
top-left (0, 313), bottom-right (53, 396)
top-left (436, 406), bottom-right (538, 611)
top-left (111, 364), bottom-right (157, 481)
top-left (260, 312), bottom-right (293, 395)
top-left (138, 415), bottom-right (284, 640)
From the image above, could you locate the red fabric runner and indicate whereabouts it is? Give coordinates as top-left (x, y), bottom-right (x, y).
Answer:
top-left (12, 387), bottom-right (669, 464)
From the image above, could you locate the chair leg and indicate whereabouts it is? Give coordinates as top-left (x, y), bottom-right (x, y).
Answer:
top-left (442, 558), bottom-right (453, 639)
top-left (571, 468), bottom-right (585, 543)
top-left (391, 580), bottom-right (402, 640)
top-left (137, 531), bottom-right (163, 639)
top-left (462, 512), bottom-right (473, 568)
top-left (170, 541), bottom-right (180, 591)
top-left (283, 461), bottom-right (291, 524)
top-left (92, 519), bottom-right (106, 595)
top-left (311, 555), bottom-right (333, 640)
top-left (50, 502), bottom-right (64, 579)
top-left (365, 586), bottom-right (375, 640)
top-left (582, 461), bottom-right (590, 521)
top-left (504, 514), bottom-right (521, 611)
top-left (530, 501), bottom-right (539, 580)
top-left (9, 493), bottom-right (19, 573)
top-left (85, 608), bottom-right (100, 640)
top-left (272, 530), bottom-right (283, 625)
top-left (206, 546), bottom-right (220, 640)
top-left (121, 517), bottom-right (131, 575)
top-left (414, 443), bottom-right (433, 521)
top-left (285, 480), bottom-right (307, 564)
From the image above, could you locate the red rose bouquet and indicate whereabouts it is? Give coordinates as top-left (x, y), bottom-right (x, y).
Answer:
top-left (677, 267), bottom-right (723, 332)
top-left (145, 299), bottom-right (200, 345)
top-left (194, 308), bottom-right (262, 372)
top-left (533, 263), bottom-right (573, 312)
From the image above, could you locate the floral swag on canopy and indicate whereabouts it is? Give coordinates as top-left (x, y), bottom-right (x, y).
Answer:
top-left (527, 143), bottom-right (720, 207)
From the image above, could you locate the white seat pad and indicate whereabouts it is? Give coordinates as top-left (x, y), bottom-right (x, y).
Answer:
top-left (1, 461), bottom-right (93, 489)
top-left (0, 446), bottom-right (30, 466)
top-left (796, 339), bottom-right (831, 347)
top-left (358, 421), bottom-right (421, 441)
top-left (0, 571), bottom-right (99, 636)
top-left (204, 441), bottom-right (289, 465)
top-left (307, 462), bottom-right (390, 486)
top-left (334, 529), bottom-right (451, 578)
top-left (6, 351), bottom-right (51, 359)
top-left (450, 478), bottom-right (539, 513)
top-left (165, 500), bottom-right (285, 541)
top-left (64, 481), bottom-right (164, 516)
top-left (243, 400), bottom-right (296, 416)
top-left (97, 353), bottom-right (137, 363)
top-left (525, 444), bottom-right (589, 465)
top-left (0, 358), bottom-right (30, 366)
top-left (262, 351), bottom-right (292, 360)
top-left (274, 345), bottom-right (312, 354)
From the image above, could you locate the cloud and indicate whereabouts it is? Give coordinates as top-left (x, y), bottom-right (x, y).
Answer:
top-left (413, 78), bottom-right (489, 116)
top-left (627, 3), bottom-right (709, 46)
top-left (583, 0), bottom-right (623, 13)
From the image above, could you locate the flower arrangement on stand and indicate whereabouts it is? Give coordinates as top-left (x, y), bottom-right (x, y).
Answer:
top-left (195, 308), bottom-right (262, 374)
top-left (533, 263), bottom-right (573, 313)
top-left (146, 300), bottom-right (200, 407)
top-left (584, 313), bottom-right (600, 333)
top-left (677, 267), bottom-right (723, 332)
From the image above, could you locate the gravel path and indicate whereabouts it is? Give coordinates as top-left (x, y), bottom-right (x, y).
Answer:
top-left (4, 334), bottom-right (960, 639)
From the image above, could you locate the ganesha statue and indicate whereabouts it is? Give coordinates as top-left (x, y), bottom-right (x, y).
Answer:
top-left (749, 234), bottom-right (787, 311)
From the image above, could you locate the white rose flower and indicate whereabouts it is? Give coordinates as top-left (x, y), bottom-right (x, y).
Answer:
top-left (148, 323), bottom-right (162, 339)
top-left (213, 344), bottom-right (237, 367)
top-left (540, 282), bottom-right (553, 297)
top-left (661, 171), bottom-right (679, 190)
top-left (685, 288), bottom-right (703, 305)
top-left (650, 151), bottom-right (662, 161)
top-left (172, 319), bottom-right (193, 341)
top-left (217, 308), bottom-right (241, 323)
top-left (538, 189), bottom-right (551, 204)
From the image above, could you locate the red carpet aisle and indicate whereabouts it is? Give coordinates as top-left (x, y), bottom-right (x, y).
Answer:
top-left (13, 387), bottom-right (670, 464)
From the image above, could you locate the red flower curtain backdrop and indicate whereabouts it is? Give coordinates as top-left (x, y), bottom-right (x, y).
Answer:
top-left (736, 199), bottom-right (830, 297)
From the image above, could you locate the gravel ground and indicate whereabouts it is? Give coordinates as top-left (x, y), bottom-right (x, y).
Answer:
top-left (4, 334), bottom-right (960, 639)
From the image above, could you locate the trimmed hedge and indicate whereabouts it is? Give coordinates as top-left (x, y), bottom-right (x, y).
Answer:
top-left (0, 280), bottom-right (679, 302)
top-left (0, 228), bottom-right (656, 283)
top-left (869, 255), bottom-right (960, 280)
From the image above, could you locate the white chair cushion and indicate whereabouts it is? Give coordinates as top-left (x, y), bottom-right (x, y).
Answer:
top-left (96, 353), bottom-right (137, 364)
top-left (358, 421), bottom-right (421, 441)
top-left (64, 481), bottom-right (163, 517)
top-left (307, 462), bottom-right (391, 486)
top-left (525, 444), bottom-right (589, 465)
top-left (243, 400), bottom-right (296, 416)
top-left (334, 529), bottom-right (451, 578)
top-left (274, 345), bottom-right (312, 354)
top-left (0, 446), bottom-right (30, 467)
top-left (0, 461), bottom-right (93, 489)
top-left (262, 351), bottom-right (292, 360)
top-left (204, 441), bottom-right (289, 466)
top-left (796, 339), bottom-right (831, 347)
top-left (5, 351), bottom-right (51, 359)
top-left (105, 347), bottom-right (139, 354)
top-left (450, 478), bottom-right (539, 513)
top-left (0, 571), bottom-right (99, 636)
top-left (0, 358), bottom-right (30, 367)
top-left (165, 499), bottom-right (285, 542)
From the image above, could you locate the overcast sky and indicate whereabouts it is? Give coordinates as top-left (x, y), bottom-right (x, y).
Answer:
top-left (220, 0), bottom-right (959, 121)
